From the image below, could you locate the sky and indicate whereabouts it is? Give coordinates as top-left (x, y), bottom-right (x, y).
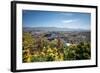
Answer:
top-left (22, 10), bottom-right (91, 30)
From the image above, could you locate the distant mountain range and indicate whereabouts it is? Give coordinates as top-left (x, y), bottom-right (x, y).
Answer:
top-left (23, 27), bottom-right (90, 32)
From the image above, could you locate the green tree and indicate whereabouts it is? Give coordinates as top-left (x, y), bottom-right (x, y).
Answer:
top-left (22, 32), bottom-right (35, 62)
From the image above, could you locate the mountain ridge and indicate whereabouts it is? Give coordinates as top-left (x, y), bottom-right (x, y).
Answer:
top-left (23, 27), bottom-right (90, 32)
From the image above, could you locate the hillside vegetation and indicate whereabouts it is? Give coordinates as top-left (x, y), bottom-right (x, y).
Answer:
top-left (22, 32), bottom-right (91, 63)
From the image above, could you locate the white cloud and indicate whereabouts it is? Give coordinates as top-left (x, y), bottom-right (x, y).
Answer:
top-left (62, 19), bottom-right (78, 23)
top-left (61, 13), bottom-right (74, 16)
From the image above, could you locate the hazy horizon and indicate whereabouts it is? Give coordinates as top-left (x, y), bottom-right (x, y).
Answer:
top-left (23, 26), bottom-right (90, 30)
